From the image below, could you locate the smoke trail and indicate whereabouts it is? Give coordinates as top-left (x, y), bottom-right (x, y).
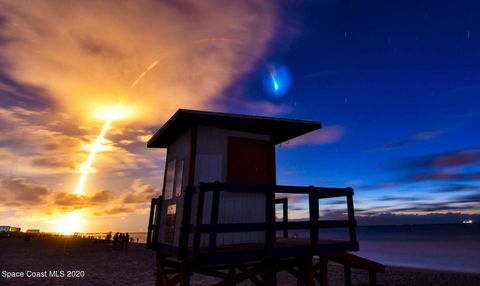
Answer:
top-left (74, 118), bottom-right (112, 196)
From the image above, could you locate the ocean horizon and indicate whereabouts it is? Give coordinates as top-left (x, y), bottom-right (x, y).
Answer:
top-left (67, 223), bottom-right (479, 274)
top-left (287, 223), bottom-right (480, 274)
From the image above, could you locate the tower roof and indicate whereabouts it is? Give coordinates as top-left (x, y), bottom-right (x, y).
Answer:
top-left (147, 109), bottom-right (322, 148)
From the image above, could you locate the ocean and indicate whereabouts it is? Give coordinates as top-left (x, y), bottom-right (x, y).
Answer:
top-left (134, 223), bottom-right (480, 273)
top-left (289, 223), bottom-right (480, 274)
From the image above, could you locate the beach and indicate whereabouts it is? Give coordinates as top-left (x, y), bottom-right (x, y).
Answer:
top-left (1, 236), bottom-right (479, 286)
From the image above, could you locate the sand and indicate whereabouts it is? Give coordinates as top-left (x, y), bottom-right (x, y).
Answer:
top-left (1, 236), bottom-right (479, 286)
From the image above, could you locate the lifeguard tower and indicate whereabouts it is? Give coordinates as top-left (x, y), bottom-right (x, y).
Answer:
top-left (146, 110), bottom-right (383, 285)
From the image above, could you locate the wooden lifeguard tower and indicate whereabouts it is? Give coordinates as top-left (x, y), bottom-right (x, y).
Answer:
top-left (146, 109), bottom-right (382, 285)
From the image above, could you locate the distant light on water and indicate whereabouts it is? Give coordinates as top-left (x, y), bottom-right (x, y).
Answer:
top-left (263, 64), bottom-right (291, 97)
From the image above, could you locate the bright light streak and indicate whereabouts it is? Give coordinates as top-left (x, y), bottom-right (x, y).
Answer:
top-left (74, 118), bottom-right (112, 196)
top-left (130, 60), bottom-right (159, 89)
top-left (263, 64), bottom-right (291, 97)
top-left (270, 72), bottom-right (279, 92)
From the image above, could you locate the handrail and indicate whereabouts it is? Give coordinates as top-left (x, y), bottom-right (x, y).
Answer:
top-left (195, 220), bottom-right (354, 234)
top-left (187, 183), bottom-right (357, 259)
top-left (198, 182), bottom-right (352, 198)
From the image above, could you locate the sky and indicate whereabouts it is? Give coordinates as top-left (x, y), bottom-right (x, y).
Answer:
top-left (0, 0), bottom-right (479, 233)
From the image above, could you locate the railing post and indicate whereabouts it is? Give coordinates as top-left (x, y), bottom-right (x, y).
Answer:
top-left (265, 185), bottom-right (275, 258)
top-left (152, 197), bottom-right (162, 250)
top-left (193, 187), bottom-right (205, 259)
top-left (308, 186), bottom-right (319, 247)
top-left (283, 199), bottom-right (288, 238)
top-left (146, 198), bottom-right (157, 249)
top-left (274, 197), bottom-right (289, 238)
top-left (179, 186), bottom-right (194, 259)
top-left (208, 189), bottom-right (220, 254)
top-left (346, 188), bottom-right (357, 245)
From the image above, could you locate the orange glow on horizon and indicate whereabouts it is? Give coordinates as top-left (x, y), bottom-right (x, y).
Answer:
top-left (54, 210), bottom-right (86, 234)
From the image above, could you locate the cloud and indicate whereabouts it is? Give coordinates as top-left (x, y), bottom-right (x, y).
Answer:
top-left (433, 184), bottom-right (479, 193)
top-left (404, 171), bottom-right (480, 182)
top-left (398, 149), bottom-right (480, 170)
top-left (120, 179), bottom-right (161, 204)
top-left (375, 195), bottom-right (424, 202)
top-left (0, 107), bottom-right (86, 174)
top-left (457, 194), bottom-right (480, 204)
top-left (0, 106), bottom-right (161, 177)
top-left (89, 190), bottom-right (116, 204)
top-left (0, 175), bottom-right (159, 225)
top-left (0, 176), bottom-right (52, 205)
top-left (53, 192), bottom-right (86, 209)
top-left (52, 189), bottom-right (116, 210)
top-left (241, 100), bottom-right (293, 117)
top-left (93, 206), bottom-right (135, 217)
top-left (0, 0), bottom-right (277, 126)
top-left (357, 183), bottom-right (397, 192)
top-left (354, 212), bottom-right (480, 226)
top-left (0, 71), bottom-right (52, 110)
top-left (377, 130), bottom-right (443, 150)
top-left (373, 199), bottom-right (478, 214)
top-left (275, 194), bottom-right (307, 203)
top-left (283, 125), bottom-right (344, 147)
top-left (430, 150), bottom-right (480, 168)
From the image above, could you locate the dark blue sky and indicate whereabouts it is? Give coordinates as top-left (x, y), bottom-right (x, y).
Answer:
top-left (225, 1), bottom-right (480, 222)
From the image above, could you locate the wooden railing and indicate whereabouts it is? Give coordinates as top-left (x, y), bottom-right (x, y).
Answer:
top-left (178, 183), bottom-right (357, 260)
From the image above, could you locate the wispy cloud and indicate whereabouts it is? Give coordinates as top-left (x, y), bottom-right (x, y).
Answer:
top-left (241, 100), bottom-right (293, 117)
top-left (354, 212), bottom-right (480, 226)
top-left (283, 125), bottom-right (344, 147)
top-left (398, 149), bottom-right (480, 170)
top-left (377, 130), bottom-right (443, 150)
top-left (404, 171), bottom-right (480, 182)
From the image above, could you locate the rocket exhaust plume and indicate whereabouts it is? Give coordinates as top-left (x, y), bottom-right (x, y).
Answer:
top-left (74, 60), bottom-right (159, 196)
top-left (74, 118), bottom-right (112, 196)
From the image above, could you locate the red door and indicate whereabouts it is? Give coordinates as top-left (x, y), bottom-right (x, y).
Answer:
top-left (227, 137), bottom-right (275, 184)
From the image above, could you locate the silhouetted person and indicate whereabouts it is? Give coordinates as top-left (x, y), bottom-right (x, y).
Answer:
top-left (113, 232), bottom-right (119, 250)
top-left (105, 232), bottom-right (112, 244)
top-left (125, 233), bottom-right (130, 250)
top-left (120, 233), bottom-right (125, 250)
